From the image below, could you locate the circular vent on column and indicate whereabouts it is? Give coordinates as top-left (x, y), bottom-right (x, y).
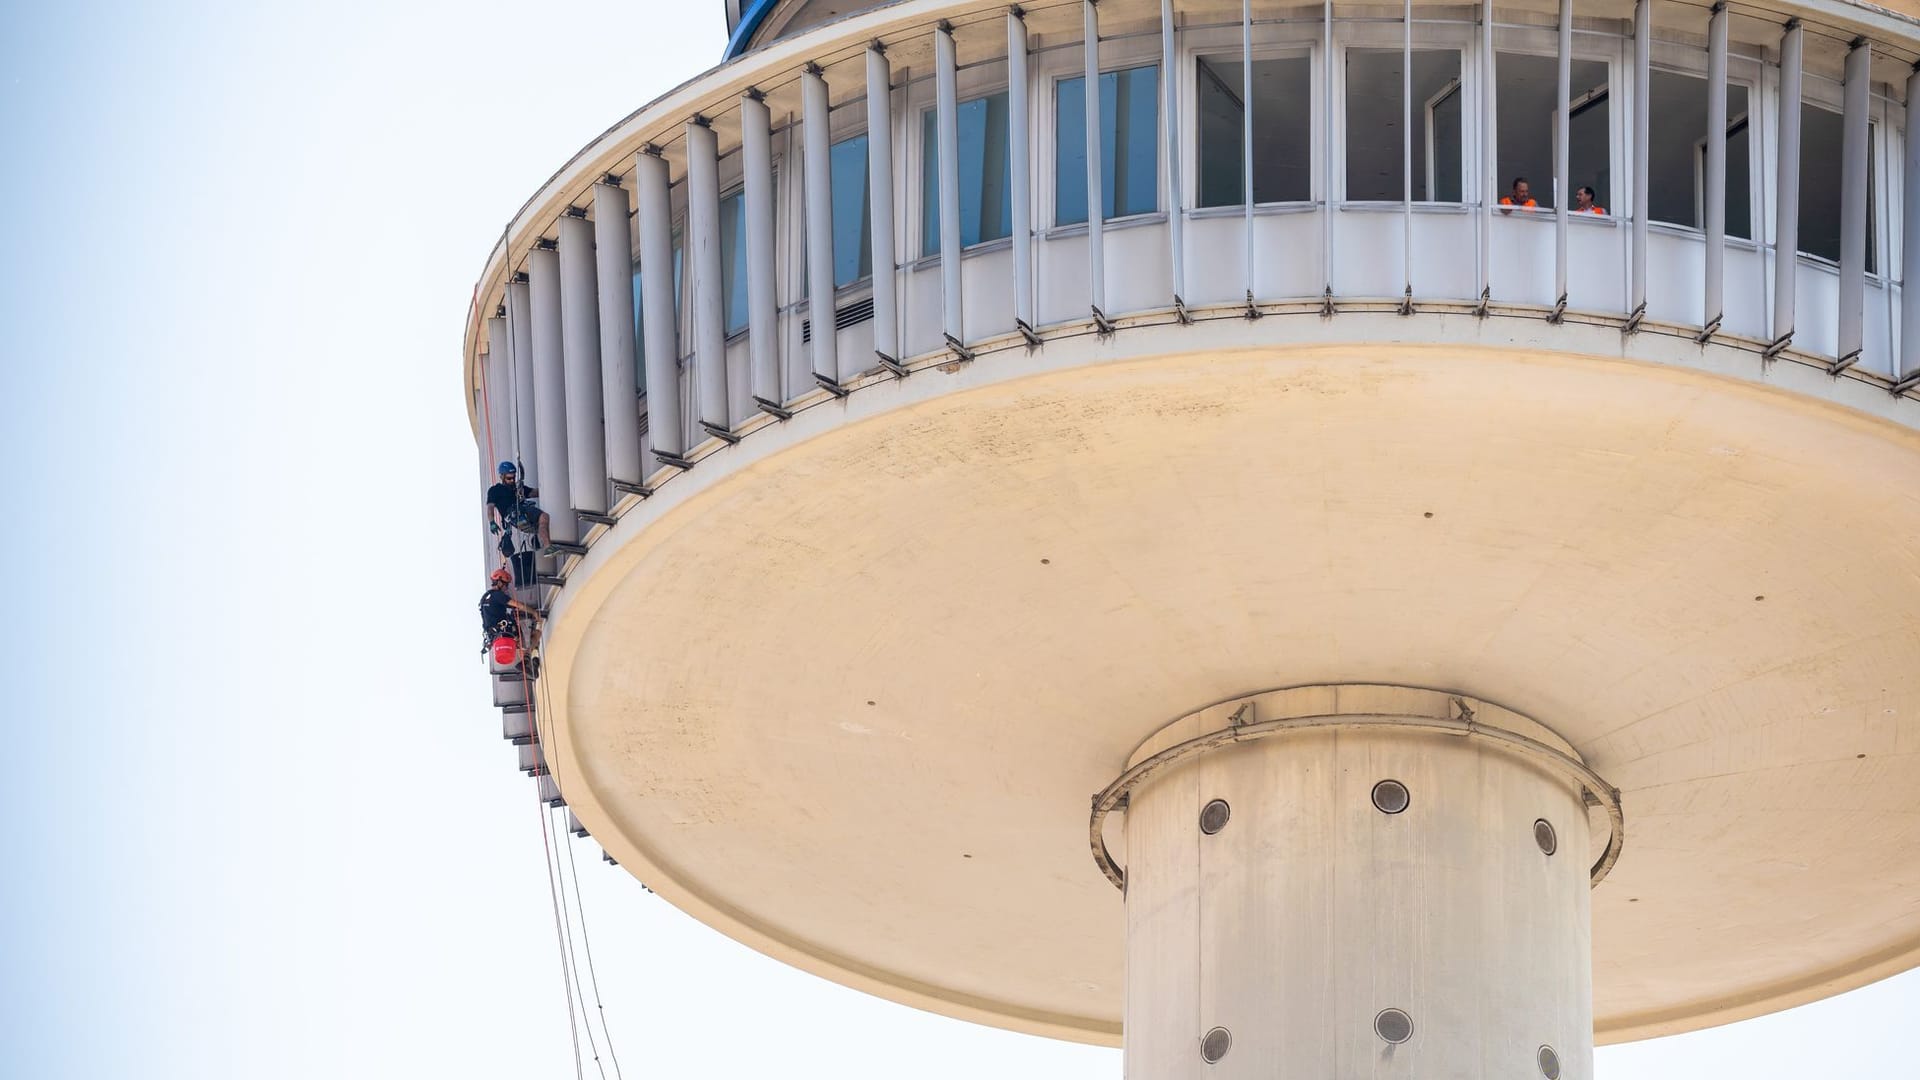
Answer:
top-left (1373, 1008), bottom-right (1413, 1044)
top-left (1199, 799), bottom-right (1231, 835)
top-left (1371, 779), bottom-right (1410, 815)
top-left (1200, 1026), bottom-right (1232, 1063)
top-left (1534, 819), bottom-right (1558, 855)
top-left (1538, 1045), bottom-right (1562, 1079)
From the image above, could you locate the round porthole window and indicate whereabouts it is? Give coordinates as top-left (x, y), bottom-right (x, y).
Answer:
top-left (1373, 1008), bottom-right (1413, 1044)
top-left (1200, 1026), bottom-right (1232, 1064)
top-left (1199, 799), bottom-right (1231, 835)
top-left (1371, 779), bottom-right (1410, 815)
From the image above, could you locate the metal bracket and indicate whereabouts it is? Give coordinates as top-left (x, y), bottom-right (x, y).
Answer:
top-left (1474, 286), bottom-right (1489, 318)
top-left (700, 420), bottom-right (742, 445)
top-left (1244, 290), bottom-right (1263, 320)
top-left (1547, 294), bottom-right (1567, 324)
top-left (1090, 305), bottom-right (1115, 335)
top-left (1892, 369), bottom-right (1920, 395)
top-left (545, 541), bottom-right (588, 558)
top-left (611, 479), bottom-right (653, 498)
top-left (1016, 317), bottom-right (1042, 348)
top-left (1829, 349), bottom-right (1862, 376)
top-left (754, 396), bottom-right (794, 420)
top-left (813, 372), bottom-right (851, 398)
top-left (944, 333), bottom-right (975, 362)
top-left (875, 351), bottom-right (910, 379)
top-left (1320, 286), bottom-right (1335, 318)
top-left (1623, 301), bottom-right (1645, 335)
top-left (1172, 295), bottom-right (1193, 325)
top-left (578, 510), bottom-right (617, 527)
top-left (1762, 331), bottom-right (1792, 360)
top-left (536, 573), bottom-right (568, 588)
top-left (1694, 313), bottom-right (1722, 344)
top-left (653, 449), bottom-right (694, 471)
top-left (1398, 286), bottom-right (1414, 317)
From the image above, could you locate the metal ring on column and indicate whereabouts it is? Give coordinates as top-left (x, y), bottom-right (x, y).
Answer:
top-left (1090, 707), bottom-right (1624, 892)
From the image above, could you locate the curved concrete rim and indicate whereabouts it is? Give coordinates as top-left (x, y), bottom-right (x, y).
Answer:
top-left (536, 315), bottom-right (1920, 1047)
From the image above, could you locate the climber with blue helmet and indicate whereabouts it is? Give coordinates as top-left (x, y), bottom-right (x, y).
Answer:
top-left (485, 460), bottom-right (555, 561)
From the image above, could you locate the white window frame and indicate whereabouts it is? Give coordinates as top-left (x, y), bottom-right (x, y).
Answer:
top-left (1333, 18), bottom-right (1479, 206)
top-left (1034, 29), bottom-right (1165, 235)
top-left (904, 55), bottom-right (1014, 263)
top-left (1180, 22), bottom-right (1323, 214)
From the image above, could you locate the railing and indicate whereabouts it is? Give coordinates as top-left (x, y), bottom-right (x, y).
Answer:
top-left (467, 0), bottom-right (1920, 581)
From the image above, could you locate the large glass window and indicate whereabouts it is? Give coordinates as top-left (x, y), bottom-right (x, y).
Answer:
top-left (630, 228), bottom-right (684, 391)
top-left (1346, 49), bottom-right (1462, 202)
top-left (1056, 64), bottom-right (1161, 225)
top-left (1647, 70), bottom-right (1751, 238)
top-left (1493, 54), bottom-right (1610, 212)
top-left (1197, 54), bottom-right (1313, 207)
top-left (830, 134), bottom-right (872, 286)
top-left (1798, 103), bottom-right (1875, 272)
top-left (719, 190), bottom-right (748, 335)
top-left (922, 92), bottom-right (1013, 255)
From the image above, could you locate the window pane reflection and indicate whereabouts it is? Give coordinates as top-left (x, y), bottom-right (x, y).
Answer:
top-left (630, 230), bottom-right (684, 389)
top-left (1197, 54), bottom-right (1313, 207)
top-left (1056, 64), bottom-right (1161, 225)
top-left (922, 92), bottom-right (1014, 255)
top-left (829, 134), bottom-right (872, 287)
top-left (720, 190), bottom-right (747, 335)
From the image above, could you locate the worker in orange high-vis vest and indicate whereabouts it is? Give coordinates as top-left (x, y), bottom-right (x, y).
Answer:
top-left (1499, 176), bottom-right (1537, 213)
top-left (1573, 186), bottom-right (1607, 214)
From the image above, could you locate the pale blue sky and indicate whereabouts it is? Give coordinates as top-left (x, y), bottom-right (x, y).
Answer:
top-left (0, 2), bottom-right (1913, 1076)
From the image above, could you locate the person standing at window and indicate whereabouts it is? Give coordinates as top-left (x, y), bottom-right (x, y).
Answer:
top-left (1499, 176), bottom-right (1537, 213)
top-left (1572, 186), bottom-right (1606, 214)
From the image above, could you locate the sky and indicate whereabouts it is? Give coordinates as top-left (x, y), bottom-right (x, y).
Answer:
top-left (0, 1), bottom-right (1915, 1077)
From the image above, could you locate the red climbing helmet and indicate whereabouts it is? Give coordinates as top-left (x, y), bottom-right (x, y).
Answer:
top-left (489, 567), bottom-right (512, 587)
top-left (492, 635), bottom-right (520, 667)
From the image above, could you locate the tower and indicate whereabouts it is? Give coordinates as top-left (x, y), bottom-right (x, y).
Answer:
top-left (466, 2), bottom-right (1920, 1075)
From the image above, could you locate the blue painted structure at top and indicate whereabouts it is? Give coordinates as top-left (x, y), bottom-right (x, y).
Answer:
top-left (724, 0), bottom-right (780, 59)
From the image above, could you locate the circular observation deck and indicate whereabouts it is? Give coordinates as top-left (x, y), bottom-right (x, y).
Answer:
top-left (466, 0), bottom-right (1920, 1051)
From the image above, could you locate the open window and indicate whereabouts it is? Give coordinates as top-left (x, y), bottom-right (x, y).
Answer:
top-left (1493, 54), bottom-right (1608, 211)
top-left (1798, 102), bottom-right (1875, 272)
top-left (1196, 53), bottom-right (1313, 207)
top-left (1647, 69), bottom-right (1751, 238)
top-left (1345, 48), bottom-right (1462, 202)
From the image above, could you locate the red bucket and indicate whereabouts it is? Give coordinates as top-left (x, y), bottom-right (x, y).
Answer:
top-left (491, 635), bottom-right (520, 667)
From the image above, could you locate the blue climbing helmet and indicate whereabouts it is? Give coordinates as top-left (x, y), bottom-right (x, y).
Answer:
top-left (497, 460), bottom-right (517, 477)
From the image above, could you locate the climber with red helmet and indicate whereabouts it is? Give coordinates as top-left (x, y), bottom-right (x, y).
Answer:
top-left (480, 566), bottom-right (542, 675)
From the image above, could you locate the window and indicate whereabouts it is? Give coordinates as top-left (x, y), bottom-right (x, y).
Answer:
top-left (922, 91), bottom-right (1013, 255)
top-left (830, 134), bottom-right (872, 286)
top-left (630, 228), bottom-right (684, 390)
top-left (719, 190), bottom-right (748, 335)
top-left (1346, 49), bottom-right (1462, 202)
top-left (1493, 53), bottom-right (1609, 211)
top-left (1197, 54), bottom-right (1313, 207)
top-left (1056, 64), bottom-right (1161, 225)
top-left (1798, 103), bottom-right (1875, 272)
top-left (1648, 70), bottom-right (1751, 238)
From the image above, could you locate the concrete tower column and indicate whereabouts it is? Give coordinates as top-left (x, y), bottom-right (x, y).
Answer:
top-left (558, 214), bottom-right (608, 516)
top-left (506, 279), bottom-right (537, 483)
top-left (592, 182), bottom-right (644, 486)
top-left (527, 246), bottom-right (575, 543)
top-left (1101, 686), bottom-right (1616, 1080)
